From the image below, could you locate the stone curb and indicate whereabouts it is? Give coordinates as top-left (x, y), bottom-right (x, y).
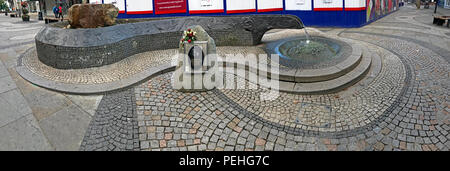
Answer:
top-left (16, 47), bottom-right (176, 94)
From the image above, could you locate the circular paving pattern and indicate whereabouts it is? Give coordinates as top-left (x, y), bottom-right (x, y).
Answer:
top-left (129, 39), bottom-right (406, 137)
top-left (214, 39), bottom-right (400, 133)
top-left (82, 33), bottom-right (449, 151)
top-left (79, 6), bottom-right (450, 151)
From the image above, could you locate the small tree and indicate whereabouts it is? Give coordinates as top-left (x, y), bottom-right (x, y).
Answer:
top-left (0, 0), bottom-right (8, 11)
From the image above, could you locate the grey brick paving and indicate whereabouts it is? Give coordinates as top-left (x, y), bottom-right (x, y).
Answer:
top-left (73, 5), bottom-right (449, 151)
top-left (79, 88), bottom-right (139, 151)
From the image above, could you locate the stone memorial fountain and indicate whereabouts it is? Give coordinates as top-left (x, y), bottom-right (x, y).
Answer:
top-left (172, 25), bottom-right (217, 92)
top-left (19, 6), bottom-right (374, 95)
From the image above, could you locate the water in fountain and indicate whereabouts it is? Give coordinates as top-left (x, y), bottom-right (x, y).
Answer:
top-left (266, 26), bottom-right (344, 69)
top-left (274, 36), bottom-right (341, 68)
top-left (304, 27), bottom-right (311, 44)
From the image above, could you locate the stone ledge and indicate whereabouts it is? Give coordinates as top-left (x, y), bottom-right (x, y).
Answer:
top-left (291, 48), bottom-right (372, 94)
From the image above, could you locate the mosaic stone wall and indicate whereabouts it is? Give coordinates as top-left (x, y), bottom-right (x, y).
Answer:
top-left (35, 15), bottom-right (304, 69)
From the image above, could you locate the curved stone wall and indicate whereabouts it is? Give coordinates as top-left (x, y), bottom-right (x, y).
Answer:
top-left (35, 15), bottom-right (304, 69)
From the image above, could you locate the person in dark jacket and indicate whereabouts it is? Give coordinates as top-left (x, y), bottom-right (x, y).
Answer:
top-left (52, 5), bottom-right (58, 18)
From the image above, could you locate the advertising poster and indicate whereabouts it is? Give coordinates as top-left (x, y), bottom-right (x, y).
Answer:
top-left (285, 0), bottom-right (312, 11)
top-left (344, 0), bottom-right (366, 11)
top-left (367, 0), bottom-right (397, 22)
top-left (189, 0), bottom-right (224, 14)
top-left (154, 0), bottom-right (187, 15)
top-left (104, 0), bottom-right (125, 13)
top-left (226, 0), bottom-right (256, 14)
top-left (313, 0), bottom-right (343, 11)
top-left (257, 0), bottom-right (283, 12)
top-left (127, 0), bottom-right (153, 14)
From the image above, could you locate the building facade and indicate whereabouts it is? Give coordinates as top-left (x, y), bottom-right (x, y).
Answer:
top-left (91, 0), bottom-right (399, 27)
top-left (5, 0), bottom-right (39, 12)
top-left (38, 0), bottom-right (83, 15)
top-left (438, 0), bottom-right (450, 9)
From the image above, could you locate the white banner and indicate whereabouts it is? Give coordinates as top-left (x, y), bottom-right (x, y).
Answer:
top-left (90, 0), bottom-right (102, 4)
top-left (103, 0), bottom-right (125, 13)
top-left (285, 0), bottom-right (312, 11)
top-left (344, 0), bottom-right (366, 8)
top-left (189, 0), bottom-right (224, 13)
top-left (313, 0), bottom-right (343, 10)
top-left (126, 0), bottom-right (153, 14)
top-left (257, 0), bottom-right (283, 12)
top-left (226, 0), bottom-right (256, 13)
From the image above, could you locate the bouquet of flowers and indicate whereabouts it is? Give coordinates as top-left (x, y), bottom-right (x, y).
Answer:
top-left (180, 29), bottom-right (197, 46)
top-left (21, 1), bottom-right (28, 8)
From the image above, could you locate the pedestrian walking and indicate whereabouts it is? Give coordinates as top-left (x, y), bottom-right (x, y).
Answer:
top-left (52, 5), bottom-right (58, 18)
top-left (58, 5), bottom-right (63, 21)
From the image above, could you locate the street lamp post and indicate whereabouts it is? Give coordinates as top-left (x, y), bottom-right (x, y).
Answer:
top-left (18, 0), bottom-right (22, 17)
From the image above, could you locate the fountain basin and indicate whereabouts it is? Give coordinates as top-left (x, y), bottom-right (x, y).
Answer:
top-left (216, 33), bottom-right (373, 94)
top-left (268, 36), bottom-right (352, 70)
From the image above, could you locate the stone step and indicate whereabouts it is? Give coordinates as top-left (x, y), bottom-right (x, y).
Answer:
top-left (218, 42), bottom-right (363, 83)
top-left (223, 46), bottom-right (373, 94)
top-left (289, 48), bottom-right (373, 94)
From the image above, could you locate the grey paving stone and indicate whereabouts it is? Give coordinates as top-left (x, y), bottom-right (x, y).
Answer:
top-left (0, 114), bottom-right (53, 151)
top-left (187, 145), bottom-right (197, 151)
top-left (1, 89), bottom-right (32, 116)
top-left (39, 105), bottom-right (91, 151)
top-left (0, 91), bottom-right (31, 127)
top-left (0, 76), bottom-right (16, 94)
top-left (0, 61), bottom-right (9, 78)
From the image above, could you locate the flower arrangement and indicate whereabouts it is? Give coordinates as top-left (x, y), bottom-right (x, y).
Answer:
top-left (21, 1), bottom-right (28, 8)
top-left (180, 28), bottom-right (197, 46)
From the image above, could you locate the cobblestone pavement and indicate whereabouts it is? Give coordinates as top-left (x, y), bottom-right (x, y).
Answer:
top-left (80, 88), bottom-right (139, 151)
top-left (1, 5), bottom-right (449, 151)
top-left (85, 5), bottom-right (449, 151)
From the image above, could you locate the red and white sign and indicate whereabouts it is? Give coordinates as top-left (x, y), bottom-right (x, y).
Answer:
top-left (154, 0), bottom-right (187, 15)
top-left (189, 0), bottom-right (224, 14)
top-left (226, 0), bottom-right (256, 14)
top-left (257, 0), bottom-right (283, 12)
top-left (285, 0), bottom-right (312, 11)
top-left (313, 0), bottom-right (343, 11)
top-left (344, 0), bottom-right (366, 11)
top-left (126, 0), bottom-right (153, 14)
top-left (104, 0), bottom-right (125, 14)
